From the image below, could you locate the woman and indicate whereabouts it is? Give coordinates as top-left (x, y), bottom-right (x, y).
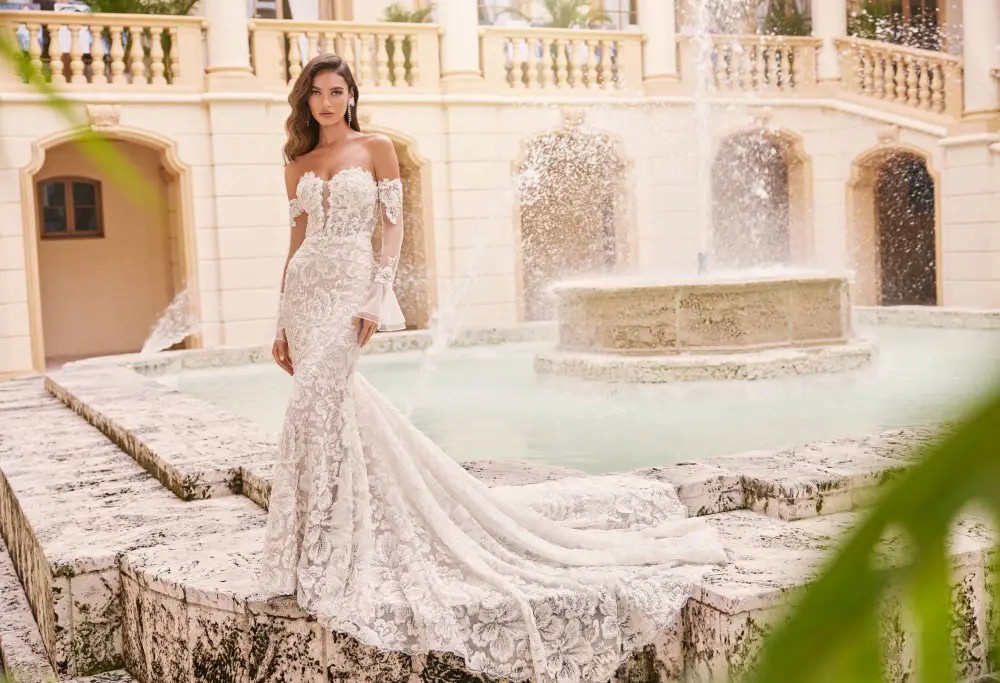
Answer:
top-left (263, 53), bottom-right (726, 683)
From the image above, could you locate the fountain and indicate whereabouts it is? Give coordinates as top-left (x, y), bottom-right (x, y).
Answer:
top-left (528, 0), bottom-right (876, 383)
top-left (534, 271), bottom-right (874, 382)
top-left (140, 287), bottom-right (198, 355)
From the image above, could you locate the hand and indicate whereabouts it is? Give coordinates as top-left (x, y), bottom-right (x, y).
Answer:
top-left (272, 337), bottom-right (293, 375)
top-left (354, 317), bottom-right (378, 347)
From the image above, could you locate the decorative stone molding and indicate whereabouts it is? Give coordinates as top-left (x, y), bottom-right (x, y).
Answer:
top-left (560, 106), bottom-right (586, 129)
top-left (876, 124), bottom-right (901, 145)
top-left (86, 104), bottom-right (121, 130)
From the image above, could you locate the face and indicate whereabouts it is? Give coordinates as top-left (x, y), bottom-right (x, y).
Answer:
top-left (308, 70), bottom-right (351, 127)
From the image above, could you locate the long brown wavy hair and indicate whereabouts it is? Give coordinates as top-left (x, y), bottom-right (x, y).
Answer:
top-left (283, 53), bottom-right (361, 163)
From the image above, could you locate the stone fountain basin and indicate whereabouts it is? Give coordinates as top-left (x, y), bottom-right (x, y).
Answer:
top-left (551, 273), bottom-right (853, 355)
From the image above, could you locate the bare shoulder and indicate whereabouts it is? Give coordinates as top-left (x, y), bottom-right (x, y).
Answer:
top-left (361, 134), bottom-right (399, 176)
top-left (361, 133), bottom-right (395, 155)
top-left (284, 158), bottom-right (305, 196)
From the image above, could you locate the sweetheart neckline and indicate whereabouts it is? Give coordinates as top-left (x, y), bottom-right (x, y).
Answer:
top-left (297, 166), bottom-right (375, 187)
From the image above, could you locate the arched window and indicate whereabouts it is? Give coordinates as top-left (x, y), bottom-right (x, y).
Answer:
top-left (36, 177), bottom-right (104, 239)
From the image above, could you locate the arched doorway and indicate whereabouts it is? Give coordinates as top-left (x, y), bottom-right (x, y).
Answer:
top-left (848, 147), bottom-right (939, 306)
top-left (875, 153), bottom-right (937, 305)
top-left (23, 132), bottom-right (198, 368)
top-left (710, 128), bottom-right (811, 268)
top-left (516, 124), bottom-right (628, 321)
top-left (368, 132), bottom-right (435, 329)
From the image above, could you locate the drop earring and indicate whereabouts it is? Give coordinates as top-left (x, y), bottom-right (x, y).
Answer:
top-left (347, 97), bottom-right (355, 126)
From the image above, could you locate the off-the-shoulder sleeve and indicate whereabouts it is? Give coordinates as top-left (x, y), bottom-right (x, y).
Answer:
top-left (289, 198), bottom-right (304, 228)
top-left (355, 178), bottom-right (405, 332)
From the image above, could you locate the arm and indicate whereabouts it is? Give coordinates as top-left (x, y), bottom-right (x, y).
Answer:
top-left (275, 163), bottom-right (307, 342)
top-left (355, 135), bottom-right (406, 333)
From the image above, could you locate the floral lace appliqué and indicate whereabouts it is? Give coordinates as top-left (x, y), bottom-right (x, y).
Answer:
top-left (377, 178), bottom-right (403, 224)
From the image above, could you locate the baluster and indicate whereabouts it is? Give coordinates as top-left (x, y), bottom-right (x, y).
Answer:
top-left (540, 37), bottom-right (554, 89)
top-left (109, 26), bottom-right (126, 83)
top-left (127, 25), bottom-right (146, 84)
top-left (780, 47), bottom-right (792, 90)
top-left (917, 57), bottom-right (931, 109)
top-left (168, 26), bottom-right (179, 83)
top-left (930, 62), bottom-right (945, 113)
top-left (508, 38), bottom-right (522, 88)
top-left (862, 48), bottom-right (874, 95)
top-left (555, 38), bottom-right (568, 88)
top-left (90, 24), bottom-right (108, 84)
top-left (790, 45), bottom-right (806, 91)
top-left (150, 26), bottom-right (166, 85)
top-left (905, 55), bottom-right (918, 106)
top-left (323, 31), bottom-right (336, 54)
top-left (599, 40), bottom-right (625, 90)
top-left (882, 50), bottom-right (896, 99)
top-left (69, 25), bottom-right (85, 83)
top-left (583, 39), bottom-right (597, 89)
top-left (525, 38), bottom-right (540, 88)
top-left (360, 34), bottom-right (376, 87)
top-left (568, 39), bottom-right (583, 89)
top-left (26, 23), bottom-right (43, 79)
top-left (894, 54), bottom-right (907, 102)
top-left (407, 33), bottom-right (420, 87)
top-left (722, 43), bottom-right (733, 90)
top-left (288, 32), bottom-right (303, 82)
top-left (376, 33), bottom-right (390, 86)
top-left (390, 34), bottom-right (406, 86)
top-left (738, 43), bottom-right (751, 91)
top-left (871, 50), bottom-right (884, 97)
top-left (767, 45), bottom-right (780, 90)
top-left (49, 24), bottom-right (66, 84)
top-left (342, 32), bottom-right (356, 77)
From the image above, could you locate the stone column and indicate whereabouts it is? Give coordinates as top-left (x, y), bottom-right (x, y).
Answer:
top-left (961, 0), bottom-right (1000, 117)
top-left (812, 0), bottom-right (847, 82)
top-left (437, 0), bottom-right (483, 91)
top-left (204, 0), bottom-right (254, 88)
top-left (638, 0), bottom-right (679, 93)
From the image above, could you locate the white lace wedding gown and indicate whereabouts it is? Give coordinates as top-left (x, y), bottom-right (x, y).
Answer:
top-left (262, 166), bottom-right (726, 683)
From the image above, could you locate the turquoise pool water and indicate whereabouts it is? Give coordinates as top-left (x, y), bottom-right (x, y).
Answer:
top-left (165, 325), bottom-right (1000, 473)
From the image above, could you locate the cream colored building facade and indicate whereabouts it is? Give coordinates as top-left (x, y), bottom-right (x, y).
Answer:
top-left (0, 0), bottom-right (998, 375)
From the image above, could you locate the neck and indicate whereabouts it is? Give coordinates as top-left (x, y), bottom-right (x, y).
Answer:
top-left (317, 122), bottom-right (351, 147)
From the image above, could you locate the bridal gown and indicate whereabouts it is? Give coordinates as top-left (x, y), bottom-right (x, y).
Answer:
top-left (261, 166), bottom-right (726, 683)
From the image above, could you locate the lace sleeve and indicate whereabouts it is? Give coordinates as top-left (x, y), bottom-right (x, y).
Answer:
top-left (355, 178), bottom-right (405, 332)
top-left (288, 198), bottom-right (303, 229)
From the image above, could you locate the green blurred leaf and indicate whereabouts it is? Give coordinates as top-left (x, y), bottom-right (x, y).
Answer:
top-left (0, 28), bottom-right (157, 210)
top-left (747, 379), bottom-right (1000, 683)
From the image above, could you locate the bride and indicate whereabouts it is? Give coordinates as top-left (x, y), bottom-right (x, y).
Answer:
top-left (262, 53), bottom-right (726, 683)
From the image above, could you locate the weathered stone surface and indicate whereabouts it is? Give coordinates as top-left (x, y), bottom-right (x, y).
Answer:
top-left (0, 535), bottom-right (57, 683)
top-left (534, 341), bottom-right (874, 383)
top-left (630, 463), bottom-right (744, 517)
top-left (854, 305), bottom-right (1000, 330)
top-left (45, 367), bottom-right (275, 502)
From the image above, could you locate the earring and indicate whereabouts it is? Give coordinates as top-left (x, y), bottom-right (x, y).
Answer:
top-left (347, 97), bottom-right (355, 126)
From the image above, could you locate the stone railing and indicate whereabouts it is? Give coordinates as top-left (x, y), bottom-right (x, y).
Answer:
top-left (249, 19), bottom-right (441, 91)
top-left (835, 37), bottom-right (964, 117)
top-left (0, 10), bottom-right (206, 91)
top-left (679, 34), bottom-right (821, 94)
top-left (479, 27), bottom-right (643, 93)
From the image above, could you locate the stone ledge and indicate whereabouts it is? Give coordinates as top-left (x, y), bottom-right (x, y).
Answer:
top-left (46, 367), bottom-right (275, 502)
top-left (854, 305), bottom-right (1000, 330)
top-left (534, 340), bottom-right (875, 383)
top-left (0, 536), bottom-right (57, 683)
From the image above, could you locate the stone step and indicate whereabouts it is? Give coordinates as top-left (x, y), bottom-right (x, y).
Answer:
top-left (45, 366), bottom-right (275, 502)
top-left (0, 533), bottom-right (58, 683)
top-left (0, 376), bottom-right (262, 678)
